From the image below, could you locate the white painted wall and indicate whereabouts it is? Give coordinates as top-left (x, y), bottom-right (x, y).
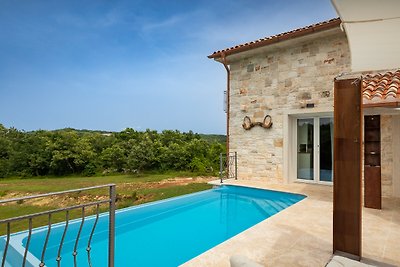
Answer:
top-left (332, 0), bottom-right (400, 72)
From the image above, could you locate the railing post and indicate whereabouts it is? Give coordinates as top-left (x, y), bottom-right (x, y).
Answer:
top-left (234, 151), bottom-right (238, 180)
top-left (0, 184), bottom-right (115, 267)
top-left (226, 154), bottom-right (229, 180)
top-left (219, 153), bottom-right (223, 183)
top-left (108, 185), bottom-right (116, 267)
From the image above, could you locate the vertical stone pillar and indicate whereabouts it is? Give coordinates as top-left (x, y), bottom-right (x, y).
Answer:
top-left (333, 77), bottom-right (362, 259)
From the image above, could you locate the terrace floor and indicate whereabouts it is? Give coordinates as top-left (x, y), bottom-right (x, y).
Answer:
top-left (182, 180), bottom-right (400, 267)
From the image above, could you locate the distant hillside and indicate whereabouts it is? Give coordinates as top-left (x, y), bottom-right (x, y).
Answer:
top-left (199, 134), bottom-right (226, 143)
top-left (53, 128), bottom-right (114, 135)
top-left (25, 127), bottom-right (226, 142)
top-left (0, 125), bottom-right (226, 178)
top-left (35, 128), bottom-right (226, 142)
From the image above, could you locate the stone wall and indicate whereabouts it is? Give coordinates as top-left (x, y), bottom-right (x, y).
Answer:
top-left (392, 116), bottom-right (400, 197)
top-left (228, 29), bottom-right (351, 183)
top-left (381, 115), bottom-right (394, 197)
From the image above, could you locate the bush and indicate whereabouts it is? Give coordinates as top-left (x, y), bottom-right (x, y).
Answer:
top-left (83, 163), bottom-right (97, 177)
top-left (0, 125), bottom-right (226, 177)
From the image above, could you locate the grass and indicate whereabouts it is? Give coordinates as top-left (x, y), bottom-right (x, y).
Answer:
top-left (0, 171), bottom-right (215, 235)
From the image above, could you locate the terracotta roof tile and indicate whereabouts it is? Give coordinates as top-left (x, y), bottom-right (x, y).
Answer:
top-left (362, 70), bottom-right (400, 106)
top-left (208, 18), bottom-right (341, 59)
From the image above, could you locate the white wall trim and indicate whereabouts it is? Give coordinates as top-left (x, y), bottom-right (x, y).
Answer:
top-left (283, 108), bottom-right (333, 184)
top-left (283, 114), bottom-right (289, 183)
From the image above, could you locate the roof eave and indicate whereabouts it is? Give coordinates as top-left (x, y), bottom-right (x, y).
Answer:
top-left (363, 101), bottom-right (400, 108)
top-left (207, 18), bottom-right (342, 60)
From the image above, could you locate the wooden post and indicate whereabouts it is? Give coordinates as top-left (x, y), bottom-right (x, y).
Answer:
top-left (333, 77), bottom-right (362, 259)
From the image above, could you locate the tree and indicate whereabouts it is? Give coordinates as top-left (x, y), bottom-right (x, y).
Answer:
top-left (127, 134), bottom-right (159, 172)
top-left (0, 124), bottom-right (10, 177)
top-left (47, 131), bottom-right (95, 175)
top-left (0, 124), bottom-right (226, 177)
top-left (100, 144), bottom-right (126, 172)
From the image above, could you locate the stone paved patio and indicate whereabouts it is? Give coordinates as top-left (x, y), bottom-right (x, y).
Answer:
top-left (182, 180), bottom-right (400, 267)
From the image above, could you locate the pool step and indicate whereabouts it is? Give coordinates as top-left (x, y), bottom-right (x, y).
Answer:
top-left (251, 199), bottom-right (283, 217)
top-left (264, 199), bottom-right (287, 212)
top-left (251, 196), bottom-right (301, 218)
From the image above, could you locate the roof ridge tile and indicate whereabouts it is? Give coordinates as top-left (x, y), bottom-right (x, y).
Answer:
top-left (208, 18), bottom-right (341, 59)
top-left (362, 69), bottom-right (400, 105)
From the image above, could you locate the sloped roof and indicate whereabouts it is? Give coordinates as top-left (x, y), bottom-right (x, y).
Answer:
top-left (363, 70), bottom-right (400, 107)
top-left (208, 18), bottom-right (341, 59)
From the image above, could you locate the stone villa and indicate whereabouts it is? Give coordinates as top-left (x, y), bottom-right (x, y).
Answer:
top-left (208, 18), bottom-right (400, 199)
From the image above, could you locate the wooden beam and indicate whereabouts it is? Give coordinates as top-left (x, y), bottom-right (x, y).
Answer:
top-left (363, 101), bottom-right (400, 108)
top-left (333, 78), bottom-right (363, 259)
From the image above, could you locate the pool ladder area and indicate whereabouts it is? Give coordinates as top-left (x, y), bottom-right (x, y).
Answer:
top-left (0, 184), bottom-right (116, 267)
top-left (219, 152), bottom-right (238, 183)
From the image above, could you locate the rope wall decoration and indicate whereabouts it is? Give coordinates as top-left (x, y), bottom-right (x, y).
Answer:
top-left (242, 115), bottom-right (273, 130)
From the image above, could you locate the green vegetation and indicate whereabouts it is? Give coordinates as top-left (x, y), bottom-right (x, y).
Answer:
top-left (0, 124), bottom-right (224, 234)
top-left (0, 124), bottom-right (225, 178)
top-left (0, 172), bottom-right (214, 234)
top-left (198, 134), bottom-right (226, 143)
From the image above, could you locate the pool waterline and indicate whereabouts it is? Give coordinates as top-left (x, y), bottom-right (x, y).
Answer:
top-left (2, 185), bottom-right (306, 267)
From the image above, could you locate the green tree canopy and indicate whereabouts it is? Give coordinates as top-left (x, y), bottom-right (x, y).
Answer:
top-left (0, 125), bottom-right (226, 177)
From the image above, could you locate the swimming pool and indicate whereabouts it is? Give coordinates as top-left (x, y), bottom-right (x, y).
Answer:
top-left (2, 185), bottom-right (305, 267)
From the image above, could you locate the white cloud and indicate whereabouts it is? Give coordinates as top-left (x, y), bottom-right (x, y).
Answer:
top-left (141, 14), bottom-right (187, 32)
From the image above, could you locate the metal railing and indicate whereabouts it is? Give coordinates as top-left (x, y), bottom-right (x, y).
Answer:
top-left (219, 152), bottom-right (238, 183)
top-left (0, 184), bottom-right (116, 267)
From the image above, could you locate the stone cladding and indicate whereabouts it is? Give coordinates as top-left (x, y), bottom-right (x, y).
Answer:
top-left (228, 30), bottom-right (350, 183)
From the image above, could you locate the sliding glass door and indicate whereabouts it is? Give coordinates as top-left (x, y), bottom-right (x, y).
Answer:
top-left (319, 118), bottom-right (333, 182)
top-left (297, 119), bottom-right (314, 180)
top-left (296, 117), bottom-right (333, 183)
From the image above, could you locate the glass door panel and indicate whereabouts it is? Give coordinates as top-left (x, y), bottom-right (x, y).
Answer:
top-left (297, 119), bottom-right (314, 180)
top-left (319, 118), bottom-right (333, 182)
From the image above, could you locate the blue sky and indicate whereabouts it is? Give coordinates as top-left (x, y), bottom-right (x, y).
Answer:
top-left (0, 0), bottom-right (337, 134)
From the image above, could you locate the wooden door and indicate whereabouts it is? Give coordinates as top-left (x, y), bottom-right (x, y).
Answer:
top-left (333, 78), bottom-right (362, 259)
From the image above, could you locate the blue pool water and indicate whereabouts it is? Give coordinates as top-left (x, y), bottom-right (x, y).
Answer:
top-left (2, 185), bottom-right (305, 267)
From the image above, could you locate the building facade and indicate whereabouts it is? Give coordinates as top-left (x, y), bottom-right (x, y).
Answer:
top-left (209, 19), bottom-right (400, 198)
